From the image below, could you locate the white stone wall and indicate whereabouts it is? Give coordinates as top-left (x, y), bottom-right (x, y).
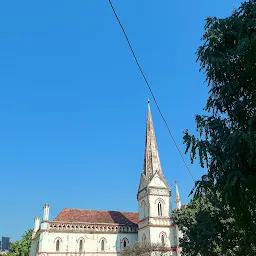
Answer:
top-left (31, 230), bottom-right (137, 256)
top-left (148, 194), bottom-right (170, 217)
top-left (138, 196), bottom-right (149, 221)
top-left (148, 226), bottom-right (171, 246)
top-left (138, 227), bottom-right (150, 243)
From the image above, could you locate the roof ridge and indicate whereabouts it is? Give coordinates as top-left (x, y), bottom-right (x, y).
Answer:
top-left (63, 208), bottom-right (138, 214)
top-left (54, 208), bottom-right (139, 225)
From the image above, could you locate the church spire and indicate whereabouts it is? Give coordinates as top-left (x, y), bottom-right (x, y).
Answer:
top-left (143, 100), bottom-right (162, 178)
top-left (175, 181), bottom-right (182, 209)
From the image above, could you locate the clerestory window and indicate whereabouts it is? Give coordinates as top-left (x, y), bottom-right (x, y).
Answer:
top-left (56, 240), bottom-right (60, 252)
top-left (101, 239), bottom-right (105, 251)
top-left (79, 240), bottom-right (83, 252)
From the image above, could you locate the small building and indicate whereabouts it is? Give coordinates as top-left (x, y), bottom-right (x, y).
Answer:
top-left (0, 237), bottom-right (10, 251)
top-left (30, 103), bottom-right (183, 256)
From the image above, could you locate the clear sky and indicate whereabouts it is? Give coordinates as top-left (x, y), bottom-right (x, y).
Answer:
top-left (0, 0), bottom-right (243, 241)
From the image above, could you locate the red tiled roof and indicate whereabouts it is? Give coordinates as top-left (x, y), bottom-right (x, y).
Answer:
top-left (54, 208), bottom-right (138, 226)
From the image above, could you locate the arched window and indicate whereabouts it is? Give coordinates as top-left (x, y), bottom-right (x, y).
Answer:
top-left (144, 204), bottom-right (148, 218)
top-left (122, 238), bottom-right (129, 249)
top-left (142, 234), bottom-right (146, 243)
top-left (101, 239), bottom-right (105, 251)
top-left (161, 234), bottom-right (165, 245)
top-left (36, 242), bottom-right (39, 254)
top-left (56, 240), bottom-right (60, 252)
top-left (173, 232), bottom-right (178, 246)
top-left (141, 200), bottom-right (146, 219)
top-left (158, 202), bottom-right (162, 216)
top-left (79, 240), bottom-right (83, 252)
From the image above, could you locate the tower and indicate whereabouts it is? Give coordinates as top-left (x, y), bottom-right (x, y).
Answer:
top-left (137, 101), bottom-right (172, 247)
top-left (175, 181), bottom-right (182, 256)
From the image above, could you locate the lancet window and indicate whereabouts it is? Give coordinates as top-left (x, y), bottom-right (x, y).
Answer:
top-left (161, 234), bottom-right (165, 245)
top-left (101, 240), bottom-right (105, 251)
top-left (158, 202), bottom-right (162, 216)
top-left (56, 240), bottom-right (60, 252)
top-left (79, 240), bottom-right (83, 252)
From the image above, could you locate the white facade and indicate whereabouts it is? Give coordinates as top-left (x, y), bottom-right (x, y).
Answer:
top-left (30, 103), bottom-right (182, 256)
top-left (31, 225), bottom-right (138, 256)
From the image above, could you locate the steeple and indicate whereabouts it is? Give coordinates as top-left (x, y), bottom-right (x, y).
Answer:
top-left (143, 100), bottom-right (162, 178)
top-left (175, 181), bottom-right (181, 209)
top-left (137, 101), bottom-right (173, 249)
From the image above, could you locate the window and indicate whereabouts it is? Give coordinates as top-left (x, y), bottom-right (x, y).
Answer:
top-left (158, 202), bottom-right (162, 216)
top-left (36, 242), bottom-right (39, 254)
top-left (56, 240), bottom-right (60, 252)
top-left (173, 233), bottom-right (178, 246)
top-left (101, 240), bottom-right (105, 251)
top-left (122, 238), bottom-right (129, 248)
top-left (79, 240), bottom-right (83, 252)
top-left (142, 234), bottom-right (146, 243)
top-left (141, 200), bottom-right (146, 219)
top-left (144, 204), bottom-right (148, 218)
top-left (161, 234), bottom-right (165, 246)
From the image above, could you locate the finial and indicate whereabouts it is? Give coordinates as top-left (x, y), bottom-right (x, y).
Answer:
top-left (175, 180), bottom-right (177, 184)
top-left (147, 99), bottom-right (150, 108)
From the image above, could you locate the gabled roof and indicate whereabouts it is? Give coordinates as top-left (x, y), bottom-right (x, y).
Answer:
top-left (53, 208), bottom-right (138, 226)
top-left (148, 170), bottom-right (170, 190)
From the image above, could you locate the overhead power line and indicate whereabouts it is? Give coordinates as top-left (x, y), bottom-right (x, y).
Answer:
top-left (108, 0), bottom-right (195, 183)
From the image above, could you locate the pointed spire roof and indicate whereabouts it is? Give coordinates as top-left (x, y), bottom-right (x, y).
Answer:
top-left (175, 181), bottom-right (181, 209)
top-left (143, 100), bottom-right (162, 178)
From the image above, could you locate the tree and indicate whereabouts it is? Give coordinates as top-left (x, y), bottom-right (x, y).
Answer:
top-left (7, 229), bottom-right (33, 256)
top-left (121, 242), bottom-right (172, 256)
top-left (173, 191), bottom-right (247, 256)
top-left (183, 0), bottom-right (256, 252)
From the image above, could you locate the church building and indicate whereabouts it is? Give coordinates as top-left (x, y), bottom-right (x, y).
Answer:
top-left (30, 103), bottom-right (182, 256)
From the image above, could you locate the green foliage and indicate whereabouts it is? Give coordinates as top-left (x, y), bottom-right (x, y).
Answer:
top-left (7, 229), bottom-right (33, 256)
top-left (181, 0), bottom-right (256, 254)
top-left (121, 242), bottom-right (171, 256)
top-left (183, 0), bottom-right (256, 249)
top-left (174, 192), bottom-right (248, 256)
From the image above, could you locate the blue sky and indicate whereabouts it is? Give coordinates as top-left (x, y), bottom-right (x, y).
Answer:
top-left (0, 0), bottom-right (243, 240)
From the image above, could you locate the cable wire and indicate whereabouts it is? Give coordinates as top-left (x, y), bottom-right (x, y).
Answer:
top-left (108, 0), bottom-right (195, 183)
